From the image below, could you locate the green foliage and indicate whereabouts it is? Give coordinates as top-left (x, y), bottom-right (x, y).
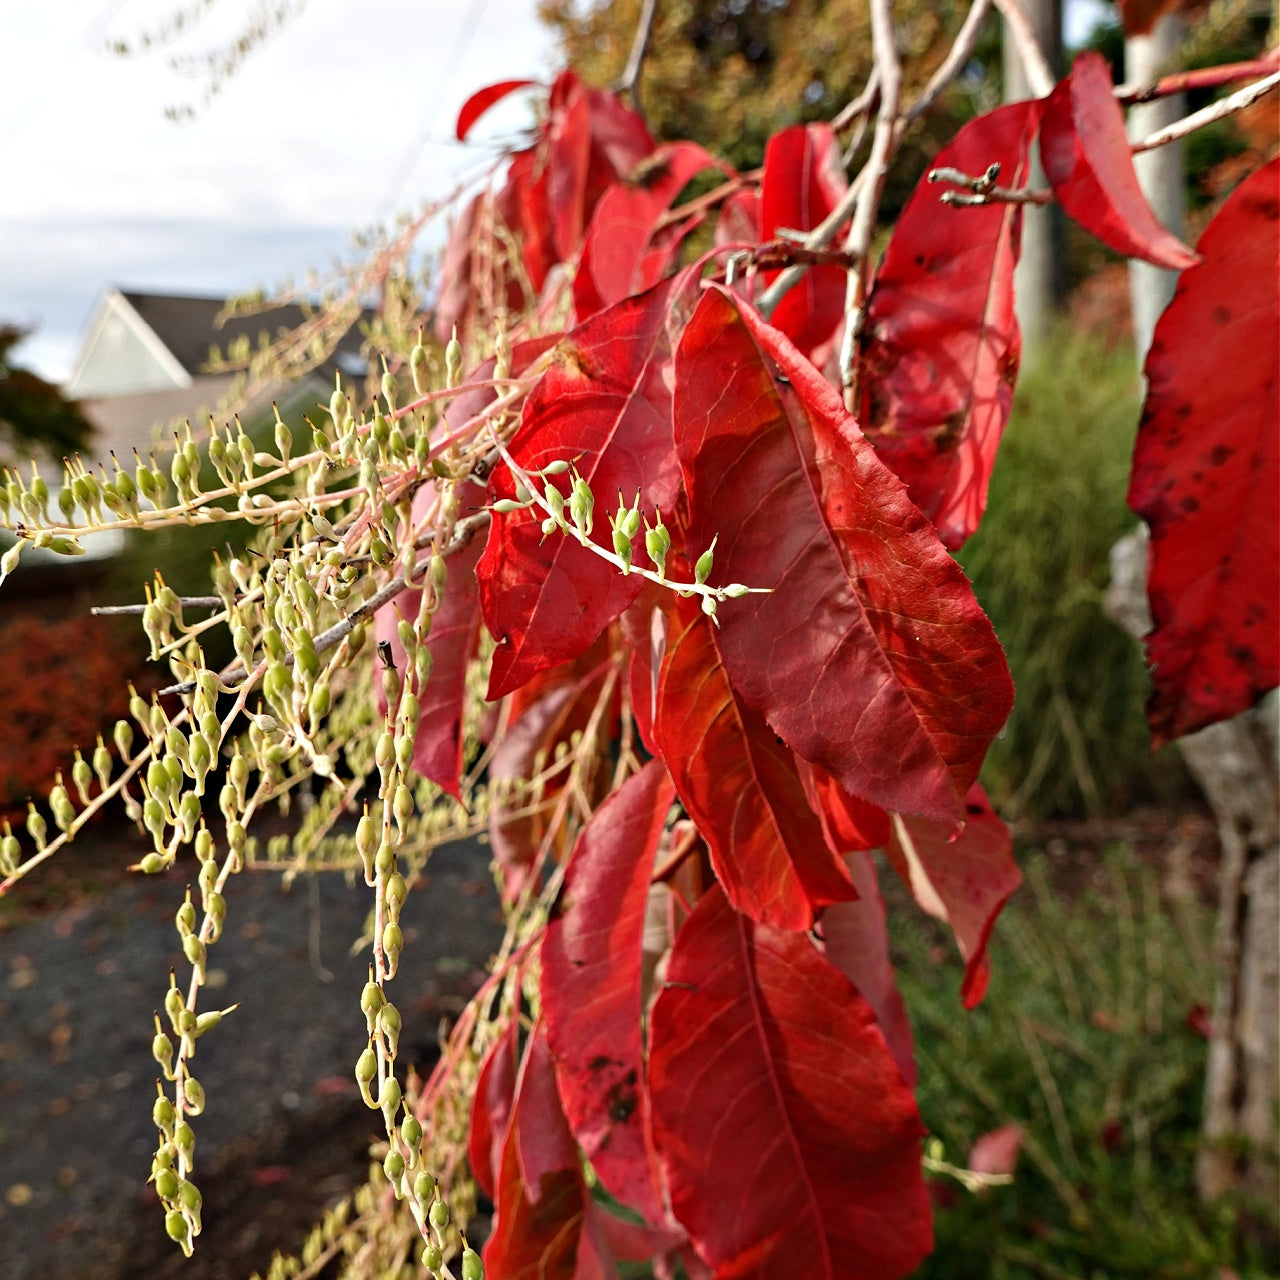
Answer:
top-left (901, 850), bottom-right (1277, 1279)
top-left (957, 328), bottom-right (1169, 818)
top-left (0, 325), bottom-right (94, 468)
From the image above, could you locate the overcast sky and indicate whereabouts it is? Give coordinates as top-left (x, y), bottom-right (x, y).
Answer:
top-left (0, 0), bottom-right (559, 383)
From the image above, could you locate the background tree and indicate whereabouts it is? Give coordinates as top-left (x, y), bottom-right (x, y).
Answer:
top-left (0, 325), bottom-right (94, 469)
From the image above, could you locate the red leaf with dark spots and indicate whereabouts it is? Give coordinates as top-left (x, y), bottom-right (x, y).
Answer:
top-left (1128, 158), bottom-right (1279, 743)
top-left (887, 784), bottom-right (1020, 1008)
top-left (648, 887), bottom-right (932, 1280)
top-left (456, 79), bottom-right (538, 141)
top-left (654, 604), bottom-right (858, 931)
top-left (480, 274), bottom-right (693, 700)
top-left (576, 142), bottom-right (721, 318)
top-left (1042, 53), bottom-right (1199, 270)
top-left (676, 286), bottom-right (1014, 821)
top-left (822, 851), bottom-right (917, 1088)
top-left (858, 101), bottom-right (1041, 548)
top-left (761, 124), bottom-right (849, 355)
top-left (542, 760), bottom-right (675, 1222)
top-left (469, 1017), bottom-right (520, 1201)
top-left (485, 1024), bottom-right (591, 1280)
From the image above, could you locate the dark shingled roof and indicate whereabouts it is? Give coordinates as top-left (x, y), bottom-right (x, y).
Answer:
top-left (119, 290), bottom-right (371, 379)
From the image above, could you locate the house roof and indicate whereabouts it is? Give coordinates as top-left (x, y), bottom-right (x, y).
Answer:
top-left (118, 290), bottom-right (371, 380)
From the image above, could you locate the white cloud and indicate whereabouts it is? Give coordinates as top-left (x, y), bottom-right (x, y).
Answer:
top-left (0, 0), bottom-right (559, 380)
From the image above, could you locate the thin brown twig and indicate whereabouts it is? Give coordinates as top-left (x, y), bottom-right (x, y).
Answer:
top-left (1131, 69), bottom-right (1280, 153)
top-left (903, 0), bottom-right (994, 125)
top-left (616, 0), bottom-right (659, 114)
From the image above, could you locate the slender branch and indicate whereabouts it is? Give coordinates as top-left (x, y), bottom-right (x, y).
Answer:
top-left (832, 67), bottom-right (881, 133)
top-left (616, 0), bottom-right (659, 113)
top-left (991, 0), bottom-right (1055, 99)
top-left (1115, 48), bottom-right (1279, 103)
top-left (839, 0), bottom-right (903, 406)
top-left (1131, 70), bottom-right (1280, 154)
top-left (903, 0), bottom-right (994, 125)
top-left (93, 596), bottom-right (224, 615)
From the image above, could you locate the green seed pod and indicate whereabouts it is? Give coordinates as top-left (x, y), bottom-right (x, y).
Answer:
top-left (329, 381), bottom-right (348, 428)
top-left (226, 821), bottom-right (246, 856)
top-left (379, 1074), bottom-right (402, 1124)
top-left (722, 582), bottom-right (751, 598)
top-left (395, 733), bottom-right (414, 774)
top-left (26, 805), bottom-right (47, 850)
top-left (421, 1243), bottom-right (443, 1274)
top-left (273, 418), bottom-right (292, 465)
top-left (229, 751), bottom-right (250, 800)
top-left (612, 525), bottom-right (633, 573)
top-left (263, 660), bottom-right (291, 710)
top-left (58, 484), bottom-right (77, 518)
top-left (198, 858), bottom-right (217, 903)
top-left (355, 1044), bottom-right (378, 1105)
top-left (375, 841), bottom-right (396, 880)
top-left (153, 1092), bottom-right (176, 1133)
top-left (375, 731), bottom-right (395, 773)
top-left (49, 782), bottom-right (75, 832)
top-left (183, 1076), bottom-right (206, 1115)
top-left (461, 1245), bottom-right (483, 1280)
top-left (164, 754), bottom-right (184, 794)
top-left (164, 983), bottom-right (185, 1022)
top-left (694, 537), bottom-right (717, 586)
top-left (0, 832), bottom-right (19, 875)
top-left (154, 1166), bottom-right (180, 1201)
top-left (208, 434), bottom-right (229, 480)
top-left (175, 898), bottom-right (197, 936)
top-left (193, 1006), bottom-right (233, 1036)
top-left (370, 536), bottom-right (392, 566)
top-left (429, 1197), bottom-right (450, 1232)
top-left (183, 935), bottom-right (206, 970)
top-left (701, 594), bottom-right (718, 620)
top-left (71, 754), bottom-right (93, 805)
top-left (444, 334), bottom-right (463, 388)
top-left (400, 1112), bottom-right (422, 1151)
top-left (173, 1120), bottom-right (195, 1164)
top-left (188, 733), bottom-right (212, 785)
top-left (385, 872), bottom-right (407, 916)
top-left (177, 1176), bottom-right (202, 1226)
top-left (0, 540), bottom-right (23, 582)
top-left (360, 979), bottom-right (384, 1025)
top-left (205, 891), bottom-right (226, 942)
top-left (410, 342), bottom-right (429, 395)
top-left (178, 791), bottom-right (201, 840)
top-left (392, 784), bottom-right (413, 832)
top-left (413, 1170), bottom-right (435, 1206)
top-left (194, 827), bottom-right (214, 864)
top-left (429, 554), bottom-right (447, 599)
top-left (415, 647), bottom-right (433, 688)
top-left (114, 718), bottom-right (134, 758)
top-left (139, 851), bottom-right (168, 875)
top-left (165, 1208), bottom-right (190, 1245)
top-left (308, 681), bottom-right (331, 722)
top-left (152, 1141), bottom-right (177, 1173)
top-left (492, 497), bottom-right (524, 514)
top-left (153, 1030), bottom-right (175, 1073)
top-left (378, 1001), bottom-right (402, 1057)
top-left (218, 782), bottom-right (238, 824)
top-left (383, 1147), bottom-right (405, 1185)
top-left (382, 921), bottom-right (404, 973)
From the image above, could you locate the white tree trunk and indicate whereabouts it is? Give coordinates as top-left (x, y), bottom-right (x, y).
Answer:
top-left (1003, 0), bottom-right (1064, 358)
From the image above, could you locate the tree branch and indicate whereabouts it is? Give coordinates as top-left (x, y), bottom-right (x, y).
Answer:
top-left (1115, 47), bottom-right (1279, 103)
top-left (991, 0), bottom-right (1055, 99)
top-left (616, 0), bottom-right (659, 115)
top-left (1131, 70), bottom-right (1280, 154)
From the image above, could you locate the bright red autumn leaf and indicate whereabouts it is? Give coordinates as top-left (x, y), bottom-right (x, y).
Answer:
top-left (1041, 53), bottom-right (1199, 271)
top-left (374, 479), bottom-right (485, 799)
top-left (887, 783), bottom-right (1020, 1008)
top-left (1128, 157), bottom-right (1279, 744)
top-left (485, 1025), bottom-right (591, 1280)
top-left (480, 273), bottom-right (693, 699)
top-left (675, 286), bottom-right (1014, 822)
top-left (760, 123), bottom-right (849, 356)
top-left (858, 101), bottom-right (1041, 548)
top-left (821, 851), bottom-right (918, 1088)
top-left (455, 78), bottom-right (538, 141)
top-left (648, 887), bottom-right (932, 1280)
top-left (575, 141), bottom-right (722, 319)
top-left (799, 760), bottom-right (893, 852)
top-left (469, 1017), bottom-right (520, 1201)
top-left (653, 604), bottom-right (858, 931)
top-left (541, 760), bottom-right (675, 1223)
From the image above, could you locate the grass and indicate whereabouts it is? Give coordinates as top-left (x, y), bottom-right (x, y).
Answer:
top-left (957, 325), bottom-right (1187, 818)
top-left (898, 847), bottom-right (1279, 1279)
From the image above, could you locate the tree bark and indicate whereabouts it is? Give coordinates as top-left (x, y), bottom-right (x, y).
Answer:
top-left (1107, 532), bottom-right (1280, 1207)
top-left (1126, 17), bottom-right (1187, 361)
top-left (1002, 0), bottom-right (1065, 358)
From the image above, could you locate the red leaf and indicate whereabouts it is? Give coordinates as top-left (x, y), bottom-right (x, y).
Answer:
top-left (542, 760), bottom-right (675, 1222)
top-left (374, 479), bottom-right (485, 799)
top-left (576, 142), bottom-right (722, 318)
top-left (1128, 158), bottom-right (1279, 744)
top-left (469, 1018), bottom-right (520, 1201)
top-left (761, 124), bottom-right (849, 355)
top-left (822, 852), bottom-right (917, 1088)
top-left (799, 761), bottom-right (893, 853)
top-left (1042, 53), bottom-right (1199, 270)
top-left (858, 101), bottom-right (1041, 548)
top-left (480, 273), bottom-right (693, 699)
top-left (654, 604), bottom-right (858, 931)
top-left (456, 78), bottom-right (538, 141)
top-left (887, 784), bottom-right (1020, 1008)
top-left (485, 1024), bottom-right (592, 1280)
top-left (648, 887), bottom-right (932, 1280)
top-left (675, 286), bottom-right (1014, 821)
